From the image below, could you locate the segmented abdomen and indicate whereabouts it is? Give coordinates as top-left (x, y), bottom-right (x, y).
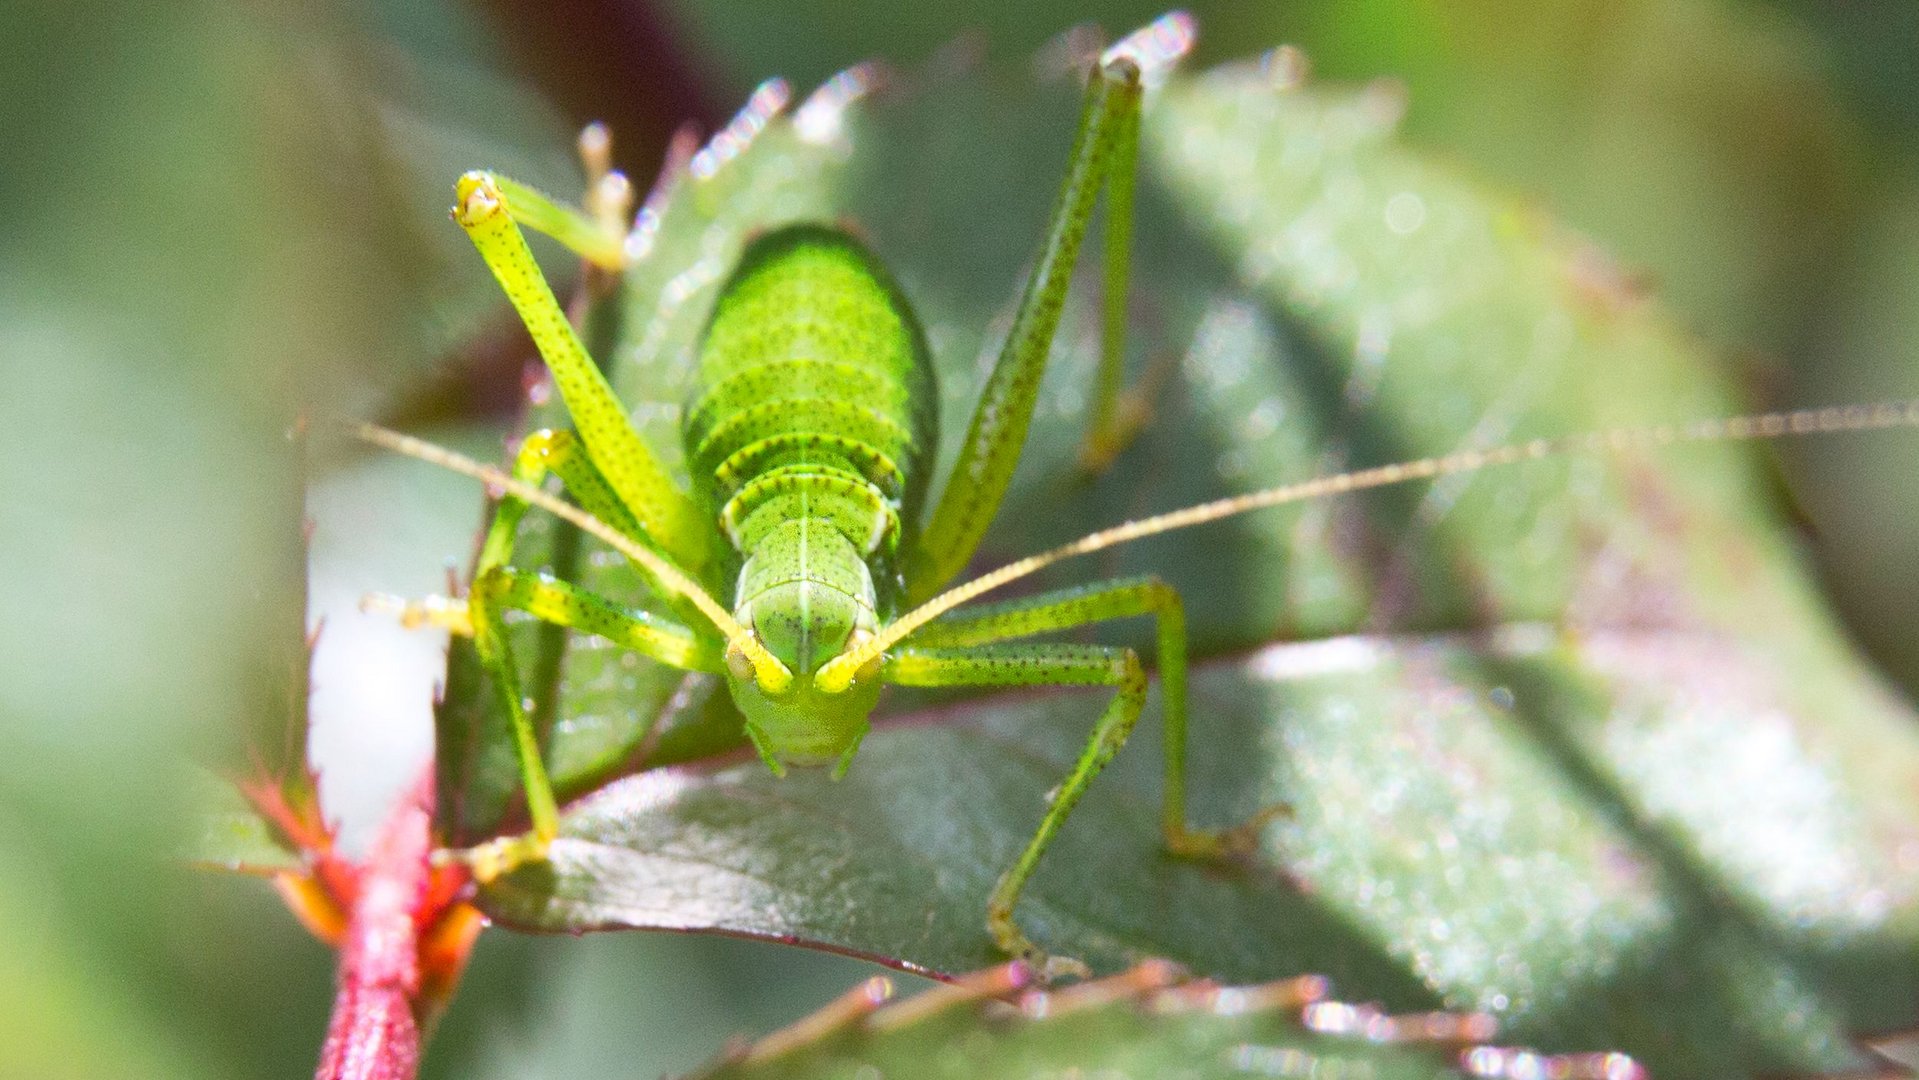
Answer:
top-left (684, 226), bottom-right (936, 607)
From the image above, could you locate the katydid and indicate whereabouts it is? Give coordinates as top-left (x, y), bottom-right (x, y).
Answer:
top-left (363, 15), bottom-right (1919, 979)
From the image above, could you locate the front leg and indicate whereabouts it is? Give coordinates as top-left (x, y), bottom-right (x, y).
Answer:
top-left (457, 565), bottom-right (724, 881)
top-left (452, 170), bottom-right (714, 570)
top-left (369, 428), bottom-right (724, 880)
top-left (373, 427), bottom-right (706, 646)
top-left (904, 576), bottom-right (1282, 863)
top-left (884, 641), bottom-right (1147, 980)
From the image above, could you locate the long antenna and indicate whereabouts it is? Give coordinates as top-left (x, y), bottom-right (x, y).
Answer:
top-left (353, 422), bottom-right (793, 690)
top-left (815, 401), bottom-right (1919, 691)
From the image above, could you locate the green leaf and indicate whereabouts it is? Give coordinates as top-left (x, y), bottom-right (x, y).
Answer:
top-left (685, 964), bottom-right (1623, 1080)
top-left (443, 46), bottom-right (1919, 1076)
top-left (184, 769), bottom-right (305, 876)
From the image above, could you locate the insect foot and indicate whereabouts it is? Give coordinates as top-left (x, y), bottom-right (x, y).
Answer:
top-left (360, 592), bottom-right (474, 637)
top-left (1074, 388), bottom-right (1155, 474)
top-left (1164, 801), bottom-right (1293, 863)
top-left (987, 896), bottom-right (1092, 984)
top-left (438, 832), bottom-right (550, 884)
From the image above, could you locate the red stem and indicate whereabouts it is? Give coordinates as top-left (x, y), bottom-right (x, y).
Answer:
top-left (314, 771), bottom-right (438, 1080)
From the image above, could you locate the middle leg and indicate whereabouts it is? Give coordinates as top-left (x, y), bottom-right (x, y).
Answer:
top-left (884, 639), bottom-right (1144, 979)
top-left (884, 576), bottom-right (1282, 975)
top-left (904, 575), bottom-right (1277, 858)
top-left (372, 428), bottom-right (724, 879)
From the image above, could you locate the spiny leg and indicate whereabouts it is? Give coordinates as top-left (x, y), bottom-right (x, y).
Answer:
top-left (484, 172), bottom-right (627, 270)
top-left (474, 431), bottom-right (723, 877)
top-left (460, 566), bottom-right (723, 879)
top-left (910, 56), bottom-right (1148, 601)
top-left (907, 577), bottom-right (1281, 865)
top-left (369, 428), bottom-right (581, 632)
top-left (1077, 57), bottom-right (1147, 475)
top-left (466, 432), bottom-right (719, 874)
top-left (372, 429), bottom-right (723, 879)
top-left (884, 641), bottom-right (1146, 979)
top-left (484, 428), bottom-right (716, 633)
top-left (452, 171), bottom-right (714, 569)
top-left (375, 427), bottom-right (663, 628)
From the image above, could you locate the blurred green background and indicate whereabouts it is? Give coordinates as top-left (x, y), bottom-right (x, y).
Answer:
top-left (5, 0), bottom-right (1917, 1076)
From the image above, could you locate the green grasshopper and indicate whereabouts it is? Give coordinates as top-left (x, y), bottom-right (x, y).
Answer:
top-left (363, 14), bottom-right (1919, 978)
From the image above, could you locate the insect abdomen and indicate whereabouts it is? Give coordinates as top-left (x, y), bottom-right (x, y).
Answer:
top-left (685, 225), bottom-right (936, 615)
